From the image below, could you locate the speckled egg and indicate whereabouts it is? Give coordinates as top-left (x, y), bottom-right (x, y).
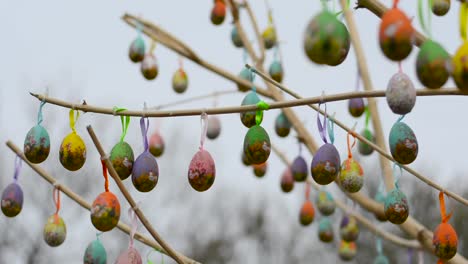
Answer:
top-left (339, 158), bottom-right (364, 193)
top-left (339, 241), bottom-right (357, 261)
top-left (188, 150), bottom-right (216, 192)
top-left (24, 125), bottom-right (50, 164)
top-left (452, 42), bottom-right (468, 90)
top-left (269, 60), bottom-right (283, 83)
top-left (59, 132), bottom-right (86, 171)
top-left (433, 222), bottom-right (458, 260)
top-left (299, 200), bottom-right (315, 226)
top-left (83, 238), bottom-right (107, 264)
top-left (115, 247), bottom-right (142, 264)
top-left (374, 192), bottom-right (388, 222)
top-left (1, 183), bottom-right (23, 217)
top-left (129, 37), bottom-right (145, 63)
top-left (340, 215), bottom-right (359, 242)
top-left (379, 8), bottom-right (414, 61)
top-left (243, 125), bottom-right (271, 165)
top-left (432, 0), bottom-right (450, 16)
top-left (416, 40), bottom-right (450, 89)
top-left (389, 121), bottom-right (418, 165)
top-left (132, 151), bottom-right (159, 192)
top-left (318, 217), bottom-right (334, 243)
top-left (237, 67), bottom-right (254, 92)
top-left (140, 54), bottom-right (158, 80)
top-left (274, 112), bottom-right (291, 137)
top-left (348, 98), bottom-right (365, 117)
top-left (231, 26), bottom-right (243, 48)
top-left (253, 162), bottom-right (267, 178)
top-left (386, 72), bottom-right (416, 115)
top-left (172, 69), bottom-right (189, 94)
top-left (280, 167), bottom-right (294, 193)
top-left (291, 155), bottom-right (308, 182)
top-left (241, 151), bottom-right (251, 166)
top-left (384, 188), bottom-right (409, 224)
top-left (43, 214), bottom-right (66, 247)
top-left (149, 132), bottom-right (164, 157)
top-left (358, 129), bottom-right (375, 156)
top-left (207, 116), bottom-right (221, 140)
top-left (311, 143), bottom-right (341, 185)
top-left (91, 191), bottom-right (121, 232)
top-left (374, 254), bottom-right (390, 264)
top-left (262, 26), bottom-right (277, 50)
top-left (210, 1), bottom-right (226, 26)
top-left (110, 141), bottom-right (134, 180)
top-left (316, 191), bottom-right (335, 216)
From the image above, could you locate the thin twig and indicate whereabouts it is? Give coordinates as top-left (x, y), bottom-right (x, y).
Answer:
top-left (151, 90), bottom-right (238, 110)
top-left (245, 1), bottom-right (266, 64)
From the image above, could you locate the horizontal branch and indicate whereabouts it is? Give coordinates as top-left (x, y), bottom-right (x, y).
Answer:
top-left (151, 90), bottom-right (238, 110)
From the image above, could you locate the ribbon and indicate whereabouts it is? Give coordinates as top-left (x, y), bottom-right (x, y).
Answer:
top-left (439, 191), bottom-right (452, 223)
top-left (273, 45), bottom-right (280, 61)
top-left (393, 162), bottom-right (403, 188)
top-left (53, 186), bottom-right (61, 223)
top-left (136, 21), bottom-right (143, 37)
top-left (364, 106), bottom-right (370, 130)
top-left (393, 0), bottom-right (400, 8)
top-left (418, 0), bottom-right (432, 38)
top-left (317, 103), bottom-right (328, 143)
top-left (243, 48), bottom-right (249, 65)
top-left (200, 113), bottom-right (208, 150)
top-left (150, 40), bottom-right (157, 54)
top-left (101, 160), bottom-right (109, 192)
top-left (418, 250), bottom-right (424, 264)
top-left (37, 100), bottom-right (46, 126)
top-left (178, 56), bottom-right (183, 70)
top-left (13, 156), bottom-right (22, 183)
top-left (248, 67), bottom-right (256, 93)
top-left (376, 238), bottom-right (383, 254)
top-left (407, 248), bottom-right (413, 264)
top-left (128, 207), bottom-right (139, 249)
top-left (255, 101), bottom-right (270, 125)
top-left (347, 132), bottom-right (356, 159)
top-left (113, 107), bottom-right (130, 143)
top-left (460, 2), bottom-right (468, 41)
top-left (397, 114), bottom-right (406, 123)
top-left (69, 109), bottom-right (80, 134)
top-left (305, 182), bottom-right (311, 200)
top-left (140, 117), bottom-right (150, 152)
top-left (327, 113), bottom-right (336, 144)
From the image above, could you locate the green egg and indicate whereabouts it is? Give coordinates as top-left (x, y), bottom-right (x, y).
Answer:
top-left (416, 40), bottom-right (450, 89)
top-left (243, 125), bottom-right (271, 165)
top-left (240, 91), bottom-right (261, 128)
top-left (358, 128), bottom-right (375, 156)
top-left (110, 141), bottom-right (134, 180)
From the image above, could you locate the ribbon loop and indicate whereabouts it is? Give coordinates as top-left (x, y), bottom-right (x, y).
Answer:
top-left (128, 207), bottom-right (139, 248)
top-left (393, 163), bottom-right (403, 188)
top-left (376, 238), bottom-right (383, 254)
top-left (317, 103), bottom-right (328, 144)
top-left (327, 113), bottom-right (336, 144)
top-left (305, 182), bottom-right (311, 200)
top-left (364, 106), bottom-right (370, 130)
top-left (101, 160), bottom-right (109, 192)
top-left (418, 0), bottom-right (432, 38)
top-left (140, 117), bottom-right (150, 152)
top-left (37, 100), bottom-right (46, 126)
top-left (347, 132), bottom-right (356, 159)
top-left (69, 109), bottom-right (80, 133)
top-left (13, 155), bottom-right (22, 183)
top-left (113, 107), bottom-right (130, 142)
top-left (255, 101), bottom-right (269, 126)
top-left (53, 186), bottom-right (61, 216)
top-left (200, 113), bottom-right (208, 150)
top-left (460, 3), bottom-right (468, 41)
top-left (439, 191), bottom-right (452, 223)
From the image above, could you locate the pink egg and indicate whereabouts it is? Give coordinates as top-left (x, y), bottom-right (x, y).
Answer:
top-left (188, 149), bottom-right (216, 192)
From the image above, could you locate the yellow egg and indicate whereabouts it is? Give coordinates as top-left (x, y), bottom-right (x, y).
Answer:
top-left (59, 132), bottom-right (86, 171)
top-left (452, 41), bottom-right (468, 90)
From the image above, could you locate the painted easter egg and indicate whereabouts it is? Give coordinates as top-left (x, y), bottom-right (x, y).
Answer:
top-left (231, 26), bottom-right (243, 48)
top-left (207, 116), bottom-right (221, 140)
top-left (110, 141), bottom-right (134, 180)
top-left (311, 143), bottom-right (341, 185)
top-left (24, 125), bottom-right (50, 164)
top-left (432, 0), bottom-right (450, 16)
top-left (339, 241), bottom-right (357, 261)
top-left (129, 37), bottom-right (145, 63)
top-left (452, 42), bottom-right (468, 90)
top-left (237, 67), bottom-right (253, 92)
top-left (243, 125), bottom-right (271, 165)
top-left (379, 8), bottom-right (414, 61)
top-left (374, 255), bottom-right (390, 264)
top-left (210, 0), bottom-right (226, 25)
top-left (280, 167), bottom-right (294, 193)
top-left (384, 188), bottom-right (409, 224)
top-left (262, 26), bottom-right (277, 50)
top-left (318, 217), bottom-right (334, 243)
top-left (59, 132), bottom-right (86, 171)
top-left (340, 215), bottom-right (359, 242)
top-left (115, 247), bottom-right (142, 264)
top-left (253, 162), bottom-right (267, 178)
top-left (299, 200), bottom-right (314, 226)
top-left (140, 54), bottom-right (158, 80)
top-left (43, 214), bottom-right (67, 247)
top-left (374, 191), bottom-right (388, 222)
top-left (1, 183), bottom-right (23, 217)
top-left (339, 158), bottom-right (364, 193)
top-left (348, 98), bottom-right (365, 117)
top-left (433, 222), bottom-right (458, 260)
top-left (389, 121), bottom-right (418, 165)
top-left (241, 151), bottom-right (251, 166)
top-left (269, 60), bottom-right (283, 83)
top-left (316, 191), bottom-right (335, 216)
top-left (91, 192), bottom-right (121, 232)
top-left (83, 239), bottom-right (107, 264)
top-left (132, 152), bottom-right (159, 192)
top-left (416, 40), bottom-right (450, 89)
top-left (358, 128), bottom-right (375, 156)
top-left (172, 69), bottom-right (189, 94)
top-left (291, 155), bottom-right (308, 182)
top-left (386, 72), bottom-right (416, 115)
top-left (304, 10), bottom-right (350, 66)
top-left (188, 150), bottom-right (216, 192)
top-left (149, 132), bottom-right (164, 157)
top-left (274, 112), bottom-right (291, 137)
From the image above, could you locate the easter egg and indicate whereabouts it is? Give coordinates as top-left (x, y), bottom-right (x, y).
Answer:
top-left (339, 158), bottom-right (364, 193)
top-left (416, 40), bottom-right (450, 89)
top-left (384, 188), bottom-right (409, 224)
top-left (206, 116), bottom-right (221, 140)
top-left (231, 26), bottom-right (243, 48)
top-left (452, 42), bottom-right (468, 90)
top-left (237, 67), bottom-right (254, 92)
top-left (374, 192), bottom-right (388, 222)
top-left (318, 217), bottom-right (334, 243)
top-left (348, 98), bottom-right (365, 117)
top-left (316, 191), bottom-right (335, 216)
top-left (379, 8), bottom-right (414, 61)
top-left (269, 60), bottom-right (283, 83)
top-left (172, 69), bottom-right (189, 94)
top-left (129, 37), bottom-right (145, 63)
top-left (386, 72), bottom-right (416, 115)
top-left (374, 255), bottom-right (390, 264)
top-left (43, 214), bottom-right (67, 247)
top-left (339, 241), bottom-right (357, 261)
top-left (1, 183), bottom-right (23, 217)
top-left (110, 141), bottom-right (134, 180)
top-left (149, 132), bottom-right (164, 157)
top-left (132, 152), bottom-right (159, 192)
top-left (243, 125), bottom-right (271, 165)
top-left (274, 112), bottom-right (291, 137)
top-left (24, 125), bottom-right (50, 164)
top-left (432, 0), bottom-right (450, 16)
top-left (59, 132), bottom-right (86, 171)
top-left (262, 26), bottom-right (277, 50)
top-left (241, 151), bottom-right (251, 166)
top-left (340, 215), bottom-right (359, 242)
top-left (140, 54), bottom-right (158, 80)
top-left (299, 200), bottom-right (314, 226)
top-left (83, 239), bottom-right (107, 264)
top-left (280, 167), bottom-right (294, 193)
top-left (311, 143), bottom-right (340, 185)
top-left (188, 150), bottom-right (216, 192)
top-left (291, 156), bottom-right (308, 182)
top-left (253, 162), bottom-right (267, 178)
top-left (115, 247), bottom-right (142, 264)
top-left (91, 192), bottom-right (121, 232)
top-left (210, 1), bottom-right (226, 25)
top-left (433, 222), bottom-right (458, 260)
top-left (389, 121), bottom-right (418, 165)
top-left (358, 128), bottom-right (375, 156)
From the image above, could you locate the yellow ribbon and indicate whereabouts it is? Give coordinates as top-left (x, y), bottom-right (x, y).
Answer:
top-left (69, 109), bottom-right (80, 133)
top-left (460, 2), bottom-right (468, 41)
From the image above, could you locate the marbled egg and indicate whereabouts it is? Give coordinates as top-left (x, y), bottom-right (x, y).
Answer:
top-left (384, 188), bottom-right (409, 224)
top-left (188, 150), bottom-right (216, 192)
top-left (386, 72), bottom-right (416, 115)
top-left (43, 214), bottom-right (66, 247)
top-left (84, 239), bottom-right (107, 264)
top-left (433, 222), bottom-right (458, 260)
top-left (432, 0), bottom-right (450, 16)
top-left (243, 125), bottom-right (271, 165)
top-left (339, 158), bottom-right (364, 193)
top-left (132, 151), bottom-right (159, 192)
top-left (110, 141), bottom-right (134, 180)
top-left (299, 200), bottom-right (314, 226)
top-left (210, 1), bottom-right (226, 25)
top-left (269, 60), bottom-right (283, 83)
top-left (291, 155), bottom-right (308, 182)
top-left (24, 125), bottom-right (50, 164)
top-left (340, 215), bottom-right (359, 242)
top-left (129, 37), bottom-right (145, 63)
top-left (115, 247), bottom-right (142, 264)
top-left (262, 26), bottom-right (277, 50)
top-left (140, 54), bottom-right (158, 80)
top-left (374, 255), bottom-right (390, 264)
top-left (280, 167), bottom-right (294, 193)
top-left (1, 183), bottom-right (23, 217)
top-left (59, 132), bottom-right (86, 171)
top-left (253, 162), bottom-right (267, 178)
top-left (274, 112), bottom-right (291, 138)
top-left (241, 151), bottom-right (251, 166)
top-left (172, 69), bottom-right (189, 94)
top-left (316, 191), bottom-right (335, 216)
top-left (416, 40), bottom-right (450, 89)
top-left (231, 26), bottom-right (243, 48)
top-left (339, 241), bottom-right (357, 261)
top-left (348, 98), bottom-right (365, 117)
top-left (149, 132), bottom-right (164, 157)
top-left (452, 42), bottom-right (468, 90)
top-left (311, 143), bottom-right (340, 185)
top-left (389, 121), bottom-right (418, 165)
top-left (91, 192), bottom-right (121, 232)
top-left (207, 116), bottom-right (221, 140)
top-left (237, 67), bottom-right (254, 92)
top-left (358, 129), bottom-right (375, 156)
top-left (318, 217), bottom-right (334, 243)
top-left (379, 8), bottom-right (414, 61)
top-left (374, 191), bottom-right (388, 222)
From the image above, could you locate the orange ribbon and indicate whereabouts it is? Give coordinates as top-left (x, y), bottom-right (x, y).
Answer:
top-left (347, 132), bottom-right (356, 159)
top-left (101, 160), bottom-right (109, 192)
top-left (439, 191), bottom-right (452, 223)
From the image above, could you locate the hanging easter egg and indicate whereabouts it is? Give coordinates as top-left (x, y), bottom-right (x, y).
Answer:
top-left (274, 112), bottom-right (291, 138)
top-left (348, 98), bottom-right (365, 117)
top-left (237, 67), bottom-right (253, 92)
top-left (140, 54), bottom-right (158, 80)
top-left (129, 37), bottom-right (145, 63)
top-left (433, 222), bottom-right (458, 260)
top-left (43, 215), bottom-right (67, 247)
top-left (311, 143), bottom-right (341, 185)
top-left (318, 218), bottom-right (334, 243)
top-left (374, 255), bottom-right (390, 264)
top-left (384, 188), bottom-right (409, 224)
top-left (386, 72), bottom-right (416, 115)
top-left (340, 215), bottom-right (359, 242)
top-left (389, 121), bottom-right (418, 165)
top-left (84, 238), bottom-right (107, 264)
top-left (59, 132), bottom-right (86, 171)
top-left (374, 191), bottom-right (388, 222)
top-left (132, 152), bottom-right (159, 192)
top-left (188, 150), bottom-right (216, 192)
top-left (416, 40), bottom-right (450, 89)
top-left (303, 10), bottom-right (350, 66)
top-left (262, 26), bottom-right (277, 50)
top-left (91, 192), bottom-right (121, 232)
top-left (231, 26), bottom-right (243, 48)
top-left (280, 167), bottom-right (294, 193)
top-left (110, 142), bottom-right (134, 180)
top-left (1, 183), bottom-right (23, 217)
top-left (452, 42), bottom-right (468, 90)
top-left (316, 191), bottom-right (335, 216)
top-left (339, 158), bottom-right (364, 193)
top-left (207, 116), bottom-right (221, 140)
top-left (115, 247), bottom-right (142, 264)
top-left (358, 129), bottom-right (375, 156)
top-left (299, 200), bottom-right (315, 226)
top-left (210, 0), bottom-right (226, 25)
top-left (379, 7), bottom-right (414, 61)
top-left (241, 151), bottom-right (251, 166)
top-left (269, 60), bottom-right (283, 83)
top-left (24, 125), bottom-right (50, 164)
top-left (172, 69), bottom-right (189, 94)
top-left (243, 125), bottom-right (271, 165)
top-left (339, 241), bottom-right (357, 261)
top-left (253, 162), bottom-right (267, 178)
top-left (291, 156), bottom-right (308, 182)
top-left (432, 0), bottom-right (450, 16)
top-left (149, 132), bottom-right (164, 157)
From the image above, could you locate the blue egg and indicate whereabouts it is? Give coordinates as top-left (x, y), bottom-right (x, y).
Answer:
top-left (24, 125), bottom-right (50, 164)
top-left (83, 238), bottom-right (107, 264)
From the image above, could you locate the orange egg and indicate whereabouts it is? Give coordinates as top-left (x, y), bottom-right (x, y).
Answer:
top-left (379, 8), bottom-right (414, 61)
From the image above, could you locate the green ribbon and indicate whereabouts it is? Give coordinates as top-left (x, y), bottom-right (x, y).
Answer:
top-left (113, 107), bottom-right (130, 142)
top-left (364, 106), bottom-right (370, 130)
top-left (255, 101), bottom-right (270, 125)
top-left (418, 0), bottom-right (433, 38)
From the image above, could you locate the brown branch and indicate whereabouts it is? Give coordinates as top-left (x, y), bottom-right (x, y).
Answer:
top-left (151, 90), bottom-right (238, 110)
top-left (245, 1), bottom-right (266, 63)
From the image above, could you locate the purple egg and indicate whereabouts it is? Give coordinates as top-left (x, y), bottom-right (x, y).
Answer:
top-left (188, 149), bottom-right (216, 192)
top-left (291, 156), bottom-right (308, 182)
top-left (386, 72), bottom-right (416, 115)
top-left (311, 143), bottom-right (340, 185)
top-left (131, 152), bottom-right (159, 192)
top-left (206, 116), bottom-right (221, 140)
top-left (348, 98), bottom-right (365, 117)
top-left (1, 182), bottom-right (23, 217)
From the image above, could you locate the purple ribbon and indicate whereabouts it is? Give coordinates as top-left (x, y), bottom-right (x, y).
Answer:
top-left (317, 103), bottom-right (328, 143)
top-left (140, 117), bottom-right (149, 152)
top-left (13, 156), bottom-right (22, 183)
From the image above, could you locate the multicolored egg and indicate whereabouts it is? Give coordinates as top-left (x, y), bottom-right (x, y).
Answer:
top-left (24, 125), bottom-right (50, 164)
top-left (318, 217), bottom-right (334, 243)
top-left (340, 215), bottom-right (359, 242)
top-left (210, 0), bottom-right (226, 26)
top-left (115, 247), bottom-right (142, 264)
top-left (231, 26), bottom-right (243, 48)
top-left (299, 200), bottom-right (314, 226)
top-left (149, 132), bottom-right (164, 157)
top-left (207, 116), bottom-right (221, 140)
top-left (374, 191), bottom-right (388, 222)
top-left (452, 42), bottom-right (468, 90)
top-left (433, 222), bottom-right (458, 260)
top-left (311, 143), bottom-right (340, 185)
top-left (373, 255), bottom-right (390, 264)
top-left (253, 162), bottom-right (267, 178)
top-left (110, 141), bottom-right (134, 180)
top-left (348, 98), bottom-right (365, 117)
top-left (416, 40), bottom-right (450, 89)
top-left (339, 158), bottom-right (364, 193)
top-left (389, 121), bottom-right (418, 165)
top-left (358, 129), bottom-right (375, 156)
top-left (386, 72), bottom-right (416, 115)
top-left (339, 241), bottom-right (357, 261)
top-left (1, 182), bottom-right (23, 217)
top-left (432, 0), bottom-right (450, 16)
top-left (269, 60), bottom-right (283, 83)
top-left (43, 214), bottom-right (67, 247)
top-left (262, 26), bottom-right (277, 50)
top-left (241, 151), bottom-right (251, 166)
top-left (132, 152), bottom-right (159, 192)
top-left (59, 132), bottom-right (86, 171)
top-left (243, 125), bottom-right (271, 165)
top-left (316, 190), bottom-right (335, 216)
top-left (129, 37), bottom-right (145, 63)
top-left (140, 54), bottom-right (158, 80)
top-left (237, 67), bottom-right (254, 92)
top-left (90, 192), bottom-right (121, 232)
top-left (379, 7), bottom-right (414, 61)
top-left (274, 112), bottom-right (291, 137)
top-left (172, 69), bottom-right (189, 94)
top-left (280, 167), bottom-right (294, 193)
top-left (83, 238), bottom-right (107, 264)
top-left (384, 188), bottom-right (409, 224)
top-left (188, 150), bottom-right (216, 192)
top-left (291, 155), bottom-right (308, 182)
